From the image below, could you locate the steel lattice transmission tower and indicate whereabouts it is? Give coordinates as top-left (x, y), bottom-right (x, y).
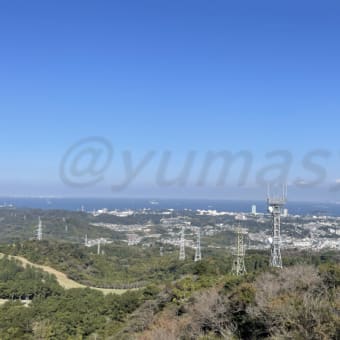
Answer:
top-left (179, 226), bottom-right (186, 261)
top-left (36, 217), bottom-right (43, 241)
top-left (267, 184), bottom-right (287, 268)
top-left (231, 224), bottom-right (247, 276)
top-left (62, 217), bottom-right (68, 233)
top-left (97, 240), bottom-right (101, 255)
top-left (195, 228), bottom-right (202, 262)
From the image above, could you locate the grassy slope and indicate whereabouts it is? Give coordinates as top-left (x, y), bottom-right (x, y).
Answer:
top-left (0, 252), bottom-right (129, 295)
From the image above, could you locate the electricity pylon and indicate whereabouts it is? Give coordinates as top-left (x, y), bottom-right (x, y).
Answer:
top-left (195, 228), bottom-right (202, 262)
top-left (97, 240), bottom-right (101, 255)
top-left (36, 217), bottom-right (43, 241)
top-left (179, 226), bottom-right (186, 260)
top-left (63, 218), bottom-right (68, 233)
top-left (267, 184), bottom-right (287, 268)
top-left (231, 224), bottom-right (247, 276)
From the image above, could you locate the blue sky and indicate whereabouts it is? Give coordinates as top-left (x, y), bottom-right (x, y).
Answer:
top-left (1, 0), bottom-right (340, 200)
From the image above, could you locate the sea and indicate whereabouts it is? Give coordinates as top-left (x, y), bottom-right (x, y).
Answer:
top-left (0, 197), bottom-right (340, 217)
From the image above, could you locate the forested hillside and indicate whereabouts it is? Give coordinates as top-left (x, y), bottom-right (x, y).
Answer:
top-left (0, 242), bottom-right (339, 339)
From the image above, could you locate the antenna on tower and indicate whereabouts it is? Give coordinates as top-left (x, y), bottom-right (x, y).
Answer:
top-left (267, 184), bottom-right (287, 268)
top-left (194, 228), bottom-right (202, 262)
top-left (231, 223), bottom-right (247, 276)
top-left (179, 225), bottom-right (186, 261)
top-left (36, 217), bottom-right (43, 241)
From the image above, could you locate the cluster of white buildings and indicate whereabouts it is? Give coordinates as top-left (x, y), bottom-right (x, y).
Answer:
top-left (92, 209), bottom-right (135, 217)
top-left (86, 204), bottom-right (339, 253)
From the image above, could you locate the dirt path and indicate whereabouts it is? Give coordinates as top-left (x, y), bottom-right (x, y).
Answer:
top-left (0, 299), bottom-right (8, 305)
top-left (0, 253), bottom-right (129, 295)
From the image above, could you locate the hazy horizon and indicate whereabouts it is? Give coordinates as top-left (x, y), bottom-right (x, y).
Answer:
top-left (1, 1), bottom-right (340, 202)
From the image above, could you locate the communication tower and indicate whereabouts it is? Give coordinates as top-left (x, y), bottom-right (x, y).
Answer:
top-left (267, 184), bottom-right (287, 268)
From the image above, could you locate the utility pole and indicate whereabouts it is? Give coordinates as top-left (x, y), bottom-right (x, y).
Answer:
top-left (179, 226), bottom-right (186, 261)
top-left (85, 234), bottom-right (88, 246)
top-left (231, 224), bottom-right (247, 276)
top-left (267, 184), bottom-right (287, 268)
top-left (194, 228), bottom-right (202, 262)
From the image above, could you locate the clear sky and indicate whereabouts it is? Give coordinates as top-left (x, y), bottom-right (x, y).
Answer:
top-left (1, 0), bottom-right (340, 200)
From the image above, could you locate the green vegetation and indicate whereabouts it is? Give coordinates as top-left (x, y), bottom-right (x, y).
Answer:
top-left (0, 241), bottom-right (339, 339)
top-left (127, 263), bottom-right (340, 340)
top-left (0, 240), bottom-right (272, 289)
top-left (0, 208), bottom-right (125, 244)
top-left (0, 256), bottom-right (62, 300)
top-left (0, 208), bottom-right (339, 339)
top-left (0, 257), bottom-right (150, 339)
top-left (1, 241), bottom-right (202, 288)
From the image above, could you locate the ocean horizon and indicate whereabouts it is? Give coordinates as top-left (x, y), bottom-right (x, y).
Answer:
top-left (0, 197), bottom-right (339, 217)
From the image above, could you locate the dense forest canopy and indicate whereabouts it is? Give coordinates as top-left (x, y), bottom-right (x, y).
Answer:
top-left (0, 242), bottom-right (339, 339)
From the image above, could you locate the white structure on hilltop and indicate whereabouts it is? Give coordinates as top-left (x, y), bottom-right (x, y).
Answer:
top-left (252, 205), bottom-right (257, 215)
